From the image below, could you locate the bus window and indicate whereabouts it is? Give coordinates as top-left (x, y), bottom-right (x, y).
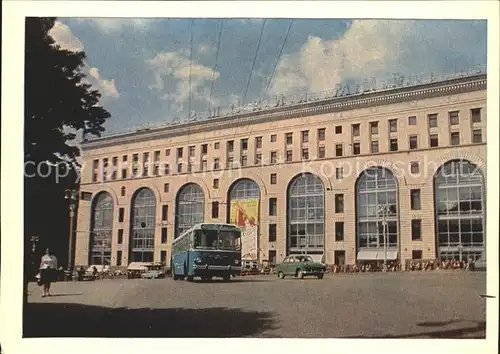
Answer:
top-left (194, 230), bottom-right (219, 249)
top-left (218, 230), bottom-right (241, 250)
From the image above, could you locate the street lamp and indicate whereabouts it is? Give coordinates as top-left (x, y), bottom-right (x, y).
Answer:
top-left (65, 189), bottom-right (78, 269)
top-left (377, 204), bottom-right (391, 272)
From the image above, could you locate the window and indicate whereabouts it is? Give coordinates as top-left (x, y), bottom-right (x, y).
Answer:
top-left (177, 163), bottom-right (182, 173)
top-left (153, 151), bottom-right (160, 162)
top-left (430, 134), bottom-right (439, 147)
top-left (227, 140), bottom-right (234, 153)
top-left (227, 156), bottom-right (234, 168)
top-left (116, 251), bottom-right (122, 266)
top-left (102, 158), bottom-right (109, 181)
top-left (390, 138), bottom-right (398, 151)
top-left (335, 221), bottom-right (344, 241)
top-left (255, 153), bottom-right (262, 165)
top-left (122, 155), bottom-right (128, 162)
top-left (270, 173), bottom-right (277, 185)
top-left (410, 162), bottom-right (419, 174)
top-left (177, 148), bottom-right (183, 159)
top-left (336, 168), bottom-right (343, 180)
top-left (241, 138), bottom-right (248, 151)
top-left (118, 229), bottom-right (123, 244)
top-left (270, 134), bottom-right (277, 142)
top-left (450, 132), bottom-right (460, 146)
top-left (119, 207), bottom-right (124, 222)
top-left (211, 201), bottom-right (219, 218)
top-left (153, 164), bottom-right (160, 176)
top-left (189, 146), bottom-right (195, 157)
top-left (268, 224), bottom-right (277, 242)
top-left (335, 144), bottom-right (343, 157)
top-left (162, 205), bottom-right (168, 221)
top-left (213, 179), bottom-right (219, 189)
top-left (255, 136), bottom-right (262, 149)
top-left (202, 159), bottom-right (208, 171)
top-left (164, 183), bottom-right (169, 193)
top-left (121, 186), bottom-right (126, 197)
top-left (187, 163), bottom-right (192, 173)
top-left (409, 135), bottom-right (418, 150)
top-left (408, 116), bottom-right (417, 126)
top-left (241, 155), bottom-right (248, 167)
top-left (302, 148), bottom-right (309, 160)
top-left (411, 219), bottom-right (422, 241)
top-left (318, 146), bottom-right (326, 158)
top-left (371, 141), bottom-right (379, 153)
top-left (160, 251), bottom-right (167, 264)
top-left (389, 119), bottom-right (398, 132)
top-left (112, 156), bottom-right (118, 167)
top-left (472, 129), bottom-right (482, 143)
top-left (335, 126), bottom-right (342, 134)
top-left (213, 158), bottom-right (220, 170)
top-left (301, 130), bottom-right (309, 143)
top-left (410, 189), bottom-right (421, 210)
top-left (214, 142), bottom-right (220, 150)
top-left (286, 150), bottom-right (293, 162)
top-left (269, 198), bottom-right (277, 216)
top-left (161, 228), bottom-right (168, 243)
top-left (164, 164), bottom-right (170, 175)
top-left (286, 133), bottom-right (293, 145)
top-left (165, 149), bottom-right (170, 156)
top-left (471, 108), bottom-right (481, 123)
top-left (449, 111), bottom-right (459, 125)
top-left (268, 250), bottom-right (277, 264)
top-left (412, 250), bottom-right (423, 260)
top-left (201, 144), bottom-right (208, 155)
top-left (270, 151), bottom-right (277, 164)
top-left (353, 142), bottom-right (360, 155)
top-left (370, 122), bottom-right (379, 135)
top-left (428, 114), bottom-right (438, 128)
top-left (318, 128), bottom-right (326, 141)
top-left (132, 153), bottom-right (139, 162)
top-left (121, 168), bottom-right (127, 179)
top-left (352, 124), bottom-right (360, 137)
top-left (335, 194), bottom-right (344, 213)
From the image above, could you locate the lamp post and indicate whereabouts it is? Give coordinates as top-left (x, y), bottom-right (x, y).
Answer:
top-left (65, 189), bottom-right (78, 269)
top-left (377, 204), bottom-right (391, 272)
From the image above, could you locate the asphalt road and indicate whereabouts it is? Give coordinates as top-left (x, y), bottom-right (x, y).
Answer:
top-left (24, 272), bottom-right (487, 338)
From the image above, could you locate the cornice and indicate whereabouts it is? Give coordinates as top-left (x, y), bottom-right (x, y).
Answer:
top-left (82, 74), bottom-right (486, 151)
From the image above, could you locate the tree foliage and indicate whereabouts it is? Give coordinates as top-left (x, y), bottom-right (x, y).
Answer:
top-left (25, 17), bottom-right (110, 166)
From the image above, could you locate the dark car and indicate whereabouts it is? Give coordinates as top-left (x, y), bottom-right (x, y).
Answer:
top-left (275, 255), bottom-right (326, 279)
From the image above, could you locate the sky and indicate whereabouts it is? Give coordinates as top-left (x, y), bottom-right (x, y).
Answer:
top-left (49, 18), bottom-right (487, 136)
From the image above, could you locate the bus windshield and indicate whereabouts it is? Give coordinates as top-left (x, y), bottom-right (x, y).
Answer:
top-left (193, 229), bottom-right (241, 250)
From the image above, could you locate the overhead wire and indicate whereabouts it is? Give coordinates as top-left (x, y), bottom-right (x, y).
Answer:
top-left (207, 19), bottom-right (224, 116)
top-left (241, 19), bottom-right (267, 106)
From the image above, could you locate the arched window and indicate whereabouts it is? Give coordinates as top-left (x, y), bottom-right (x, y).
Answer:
top-left (121, 186), bottom-right (126, 197)
top-left (175, 183), bottom-right (205, 238)
top-left (228, 179), bottom-right (260, 260)
top-left (287, 173), bottom-right (325, 255)
top-left (89, 192), bottom-right (113, 265)
top-left (356, 167), bottom-right (399, 261)
top-left (130, 188), bottom-right (156, 262)
top-left (434, 160), bottom-right (485, 262)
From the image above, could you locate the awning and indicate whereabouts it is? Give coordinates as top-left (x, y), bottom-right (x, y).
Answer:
top-left (357, 250), bottom-right (399, 261)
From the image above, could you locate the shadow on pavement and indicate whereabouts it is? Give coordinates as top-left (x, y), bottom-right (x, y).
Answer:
top-left (23, 303), bottom-right (277, 338)
top-left (341, 320), bottom-right (485, 339)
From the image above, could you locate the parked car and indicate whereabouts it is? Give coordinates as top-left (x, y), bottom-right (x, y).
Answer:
top-left (141, 264), bottom-right (166, 279)
top-left (275, 255), bottom-right (326, 279)
top-left (472, 257), bottom-right (486, 271)
top-left (127, 262), bottom-right (153, 279)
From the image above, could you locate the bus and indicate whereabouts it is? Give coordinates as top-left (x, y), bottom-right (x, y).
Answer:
top-left (170, 223), bottom-right (242, 281)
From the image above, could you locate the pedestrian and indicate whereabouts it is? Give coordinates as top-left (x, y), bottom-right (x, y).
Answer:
top-left (39, 248), bottom-right (58, 297)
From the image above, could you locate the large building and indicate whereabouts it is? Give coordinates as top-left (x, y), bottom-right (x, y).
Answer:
top-left (74, 73), bottom-right (487, 268)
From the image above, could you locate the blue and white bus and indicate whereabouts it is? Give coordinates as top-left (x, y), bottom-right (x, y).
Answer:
top-left (170, 223), bottom-right (242, 281)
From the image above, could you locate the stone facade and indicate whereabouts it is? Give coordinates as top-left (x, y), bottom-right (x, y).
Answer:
top-left (75, 74), bottom-right (487, 267)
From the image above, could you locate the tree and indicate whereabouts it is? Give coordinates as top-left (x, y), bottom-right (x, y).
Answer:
top-left (24, 17), bottom-right (111, 303)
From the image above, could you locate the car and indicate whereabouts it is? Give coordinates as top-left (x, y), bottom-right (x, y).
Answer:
top-left (141, 264), bottom-right (166, 279)
top-left (127, 262), bottom-right (153, 279)
top-left (471, 257), bottom-right (486, 271)
top-left (275, 255), bottom-right (326, 279)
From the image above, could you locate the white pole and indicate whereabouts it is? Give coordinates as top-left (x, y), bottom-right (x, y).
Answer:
top-left (383, 206), bottom-right (388, 272)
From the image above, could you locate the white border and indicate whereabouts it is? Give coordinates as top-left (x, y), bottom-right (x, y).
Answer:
top-left (1, 2), bottom-right (499, 354)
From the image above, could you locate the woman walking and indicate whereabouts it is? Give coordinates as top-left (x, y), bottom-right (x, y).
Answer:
top-left (39, 248), bottom-right (58, 297)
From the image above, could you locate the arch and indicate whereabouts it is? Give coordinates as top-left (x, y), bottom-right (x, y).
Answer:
top-left (227, 178), bottom-right (261, 260)
top-left (129, 187), bottom-right (157, 262)
top-left (89, 191), bottom-right (114, 265)
top-left (286, 173), bottom-right (325, 255)
top-left (355, 158), bottom-right (407, 187)
top-left (355, 166), bottom-right (400, 262)
top-left (291, 165), bottom-right (333, 191)
top-left (434, 159), bottom-right (485, 262)
top-left (175, 183), bottom-right (205, 238)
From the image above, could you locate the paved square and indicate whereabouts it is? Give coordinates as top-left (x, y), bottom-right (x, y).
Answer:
top-left (24, 272), bottom-right (486, 338)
